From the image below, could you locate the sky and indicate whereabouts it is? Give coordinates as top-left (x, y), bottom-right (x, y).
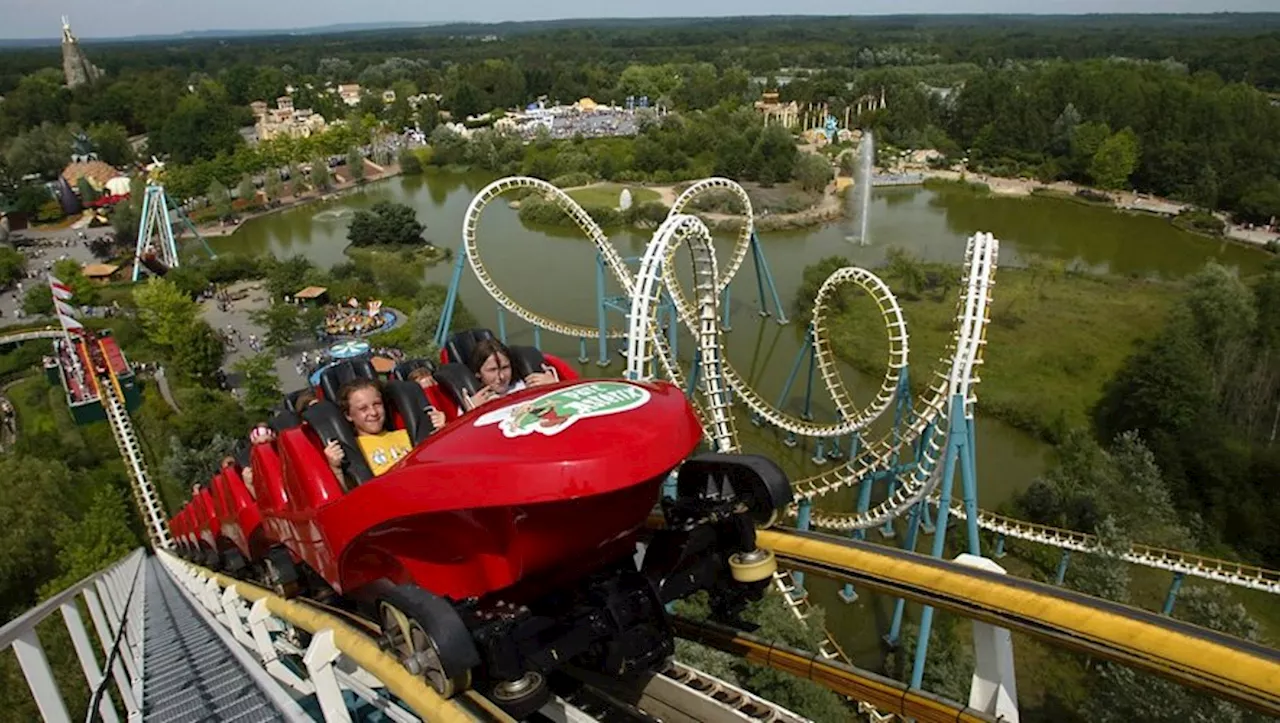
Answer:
top-left (1, 0), bottom-right (1275, 40)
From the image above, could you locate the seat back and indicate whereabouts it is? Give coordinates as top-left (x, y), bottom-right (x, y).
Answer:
top-left (302, 401), bottom-right (375, 485)
top-left (508, 345), bottom-right (548, 380)
top-left (444, 328), bottom-right (495, 367)
top-left (318, 359), bottom-right (377, 402)
top-left (391, 358), bottom-right (437, 381)
top-left (382, 379), bottom-right (435, 444)
top-left (433, 363), bottom-right (482, 413)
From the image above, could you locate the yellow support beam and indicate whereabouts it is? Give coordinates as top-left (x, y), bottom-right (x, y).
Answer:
top-left (756, 528), bottom-right (1280, 716)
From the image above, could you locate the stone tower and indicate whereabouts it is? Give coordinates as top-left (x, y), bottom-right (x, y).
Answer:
top-left (61, 17), bottom-right (103, 88)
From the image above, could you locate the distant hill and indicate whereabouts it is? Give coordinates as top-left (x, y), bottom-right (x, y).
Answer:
top-left (2, 13), bottom-right (1279, 48)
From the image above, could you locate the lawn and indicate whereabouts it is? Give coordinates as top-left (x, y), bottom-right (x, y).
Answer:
top-left (566, 183), bottom-right (661, 208)
top-left (823, 267), bottom-right (1180, 442)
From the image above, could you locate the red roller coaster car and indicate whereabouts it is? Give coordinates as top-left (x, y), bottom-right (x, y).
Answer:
top-left (168, 330), bottom-right (792, 717)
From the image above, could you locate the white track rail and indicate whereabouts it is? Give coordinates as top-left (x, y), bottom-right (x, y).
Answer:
top-left (461, 177), bottom-right (1280, 593)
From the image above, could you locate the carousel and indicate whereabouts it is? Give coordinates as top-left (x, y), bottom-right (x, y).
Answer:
top-left (324, 298), bottom-right (395, 337)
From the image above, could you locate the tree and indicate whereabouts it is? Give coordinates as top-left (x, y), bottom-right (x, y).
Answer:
top-left (1089, 128), bottom-right (1140, 191)
top-left (208, 179), bottom-right (232, 219)
top-left (263, 170), bottom-right (283, 204)
top-left (237, 176), bottom-right (257, 206)
top-left (0, 247), bottom-right (26, 286)
top-left (172, 321), bottom-right (227, 384)
top-left (39, 486), bottom-right (138, 597)
top-left (347, 201), bottom-right (426, 246)
top-left (0, 456), bottom-right (72, 619)
top-left (161, 432), bottom-right (237, 496)
top-left (347, 148), bottom-right (365, 183)
top-left (233, 354), bottom-right (282, 420)
top-left (398, 148), bottom-right (423, 174)
top-left (133, 277), bottom-right (199, 350)
top-left (310, 157), bottom-right (331, 191)
top-left (86, 122), bottom-right (135, 167)
top-left (250, 302), bottom-right (304, 354)
top-left (794, 152), bottom-right (833, 192)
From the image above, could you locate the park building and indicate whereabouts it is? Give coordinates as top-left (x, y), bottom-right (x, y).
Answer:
top-left (252, 96), bottom-right (328, 141)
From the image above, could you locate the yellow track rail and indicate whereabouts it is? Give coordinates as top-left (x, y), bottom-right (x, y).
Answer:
top-left (672, 616), bottom-right (996, 722)
top-left (756, 528), bottom-right (1280, 715)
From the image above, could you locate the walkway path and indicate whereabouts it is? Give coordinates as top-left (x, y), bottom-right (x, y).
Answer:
top-left (154, 367), bottom-right (180, 413)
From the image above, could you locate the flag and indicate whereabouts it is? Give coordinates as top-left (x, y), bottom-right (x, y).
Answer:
top-left (48, 274), bottom-right (74, 301)
top-left (60, 314), bottom-right (85, 332)
top-left (54, 298), bottom-right (79, 318)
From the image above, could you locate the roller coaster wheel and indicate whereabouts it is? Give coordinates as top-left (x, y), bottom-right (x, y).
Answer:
top-left (263, 548), bottom-right (300, 599)
top-left (377, 585), bottom-right (479, 699)
top-left (487, 672), bottom-right (550, 721)
top-left (728, 548), bottom-right (777, 583)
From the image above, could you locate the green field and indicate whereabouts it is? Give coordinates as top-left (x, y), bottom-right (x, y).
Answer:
top-left (566, 183), bottom-right (662, 208)
top-left (824, 267), bottom-right (1180, 442)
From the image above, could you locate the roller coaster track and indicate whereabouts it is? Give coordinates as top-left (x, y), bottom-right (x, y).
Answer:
top-left (947, 504), bottom-right (1280, 595)
top-left (460, 176), bottom-right (1280, 598)
top-left (95, 338), bottom-right (172, 551)
top-left (0, 325), bottom-right (64, 343)
top-left (159, 552), bottom-right (965, 723)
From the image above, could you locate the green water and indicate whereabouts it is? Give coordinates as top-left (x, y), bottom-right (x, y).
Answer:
top-left (210, 170), bottom-right (1268, 669)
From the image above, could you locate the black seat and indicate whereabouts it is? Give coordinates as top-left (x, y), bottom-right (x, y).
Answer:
top-left (319, 359), bottom-right (377, 403)
top-left (444, 328), bottom-right (495, 367)
top-left (391, 358), bottom-right (438, 381)
top-left (383, 380), bottom-right (435, 444)
top-left (302, 401), bottom-right (375, 485)
top-left (445, 328), bottom-right (548, 381)
top-left (433, 363), bottom-right (481, 411)
top-left (269, 409), bottom-right (302, 432)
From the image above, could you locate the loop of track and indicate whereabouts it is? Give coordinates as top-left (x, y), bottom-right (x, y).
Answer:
top-left (462, 176), bottom-right (998, 531)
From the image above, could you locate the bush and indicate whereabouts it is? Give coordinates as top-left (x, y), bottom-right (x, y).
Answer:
top-left (550, 172), bottom-right (595, 188)
top-left (398, 149), bottom-right (423, 175)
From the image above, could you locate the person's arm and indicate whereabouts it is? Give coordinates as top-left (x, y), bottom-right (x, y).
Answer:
top-left (323, 440), bottom-right (345, 479)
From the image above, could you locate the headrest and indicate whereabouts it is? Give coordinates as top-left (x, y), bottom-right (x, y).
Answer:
top-left (508, 345), bottom-right (546, 380)
top-left (319, 359), bottom-right (377, 402)
top-left (392, 358), bottom-right (438, 381)
top-left (268, 409), bottom-right (302, 432)
top-left (433, 363), bottom-right (481, 411)
top-left (445, 328), bottom-right (495, 368)
top-left (382, 379), bottom-right (434, 444)
top-left (302, 400), bottom-right (374, 485)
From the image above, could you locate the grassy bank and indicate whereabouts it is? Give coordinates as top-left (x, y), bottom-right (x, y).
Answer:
top-left (565, 183), bottom-right (661, 208)
top-left (816, 265), bottom-right (1180, 442)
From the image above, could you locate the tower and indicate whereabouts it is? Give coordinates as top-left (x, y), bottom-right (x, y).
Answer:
top-left (61, 16), bottom-right (103, 89)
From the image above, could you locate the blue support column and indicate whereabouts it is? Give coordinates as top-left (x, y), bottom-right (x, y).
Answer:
top-left (841, 445), bottom-right (872, 604)
top-left (533, 326), bottom-right (542, 351)
top-left (750, 231), bottom-right (789, 324)
top-left (497, 306), bottom-right (508, 343)
top-left (993, 533), bottom-right (1006, 558)
top-left (909, 395), bottom-right (965, 690)
top-left (886, 499), bottom-right (926, 647)
top-left (595, 254), bottom-right (610, 366)
top-left (1162, 572), bottom-right (1186, 615)
top-left (434, 253), bottom-right (468, 347)
top-left (1054, 551), bottom-right (1072, 585)
top-left (793, 499), bottom-right (812, 590)
top-left (578, 337), bottom-right (589, 364)
top-left (801, 339), bottom-right (818, 422)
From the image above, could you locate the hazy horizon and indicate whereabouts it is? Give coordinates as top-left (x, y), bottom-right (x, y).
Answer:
top-left (2, 1), bottom-right (1276, 41)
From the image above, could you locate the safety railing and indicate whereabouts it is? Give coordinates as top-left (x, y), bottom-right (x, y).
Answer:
top-left (0, 548), bottom-right (146, 723)
top-left (155, 550), bottom-right (510, 723)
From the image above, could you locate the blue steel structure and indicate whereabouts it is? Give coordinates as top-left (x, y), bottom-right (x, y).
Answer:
top-left (132, 184), bottom-right (215, 281)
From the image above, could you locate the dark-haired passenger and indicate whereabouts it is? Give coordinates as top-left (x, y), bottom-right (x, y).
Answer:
top-left (464, 338), bottom-right (558, 410)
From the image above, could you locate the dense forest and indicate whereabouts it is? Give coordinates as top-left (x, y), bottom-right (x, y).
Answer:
top-left (3, 14), bottom-right (1280, 224)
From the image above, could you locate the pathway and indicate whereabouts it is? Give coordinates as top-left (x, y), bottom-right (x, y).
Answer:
top-left (155, 366), bottom-right (181, 413)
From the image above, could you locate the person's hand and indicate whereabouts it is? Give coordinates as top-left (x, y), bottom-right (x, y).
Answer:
top-left (525, 364), bottom-right (558, 387)
top-left (467, 386), bottom-right (500, 409)
top-left (323, 440), bottom-right (344, 469)
top-left (427, 408), bottom-right (446, 430)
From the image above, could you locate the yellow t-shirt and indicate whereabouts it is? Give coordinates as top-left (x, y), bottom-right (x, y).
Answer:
top-left (357, 429), bottom-right (413, 476)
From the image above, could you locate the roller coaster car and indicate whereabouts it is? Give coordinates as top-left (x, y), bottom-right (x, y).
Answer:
top-left (430, 329), bottom-right (580, 419)
top-left (251, 373), bottom-right (789, 716)
top-left (209, 466), bottom-right (266, 573)
top-left (191, 487), bottom-right (223, 570)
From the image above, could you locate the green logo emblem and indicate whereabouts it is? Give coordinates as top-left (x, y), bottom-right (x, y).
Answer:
top-left (473, 381), bottom-right (651, 438)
